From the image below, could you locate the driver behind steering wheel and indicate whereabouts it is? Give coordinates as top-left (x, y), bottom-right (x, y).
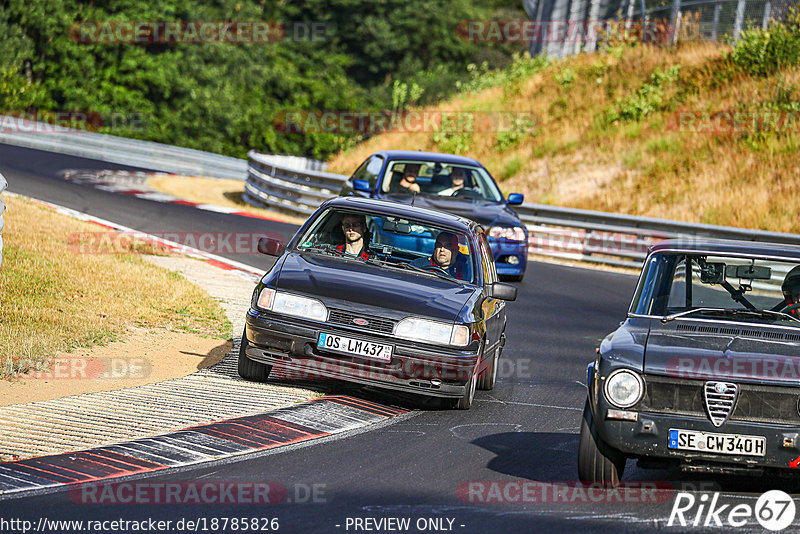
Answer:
top-left (438, 167), bottom-right (467, 196)
top-left (410, 231), bottom-right (465, 279)
top-left (782, 265), bottom-right (800, 317)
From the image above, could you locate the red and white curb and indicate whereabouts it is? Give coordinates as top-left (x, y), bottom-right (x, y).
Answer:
top-left (0, 396), bottom-right (407, 497)
top-left (62, 170), bottom-right (285, 222)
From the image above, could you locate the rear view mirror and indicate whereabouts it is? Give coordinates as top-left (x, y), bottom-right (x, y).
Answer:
top-left (257, 237), bottom-right (285, 256)
top-left (489, 282), bottom-right (517, 301)
top-left (727, 264), bottom-right (771, 280)
top-left (700, 262), bottom-right (726, 284)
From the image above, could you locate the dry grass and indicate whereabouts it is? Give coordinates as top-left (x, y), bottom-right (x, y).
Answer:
top-left (0, 195), bottom-right (231, 379)
top-left (328, 42), bottom-right (800, 233)
top-left (146, 175), bottom-right (307, 225)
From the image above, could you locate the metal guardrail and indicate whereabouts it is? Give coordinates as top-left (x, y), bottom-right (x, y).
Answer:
top-left (244, 150), bottom-right (800, 269)
top-left (0, 116), bottom-right (323, 180)
top-left (0, 172), bottom-right (5, 269)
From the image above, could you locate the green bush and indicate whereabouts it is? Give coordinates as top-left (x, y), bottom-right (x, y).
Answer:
top-left (730, 7), bottom-right (800, 77)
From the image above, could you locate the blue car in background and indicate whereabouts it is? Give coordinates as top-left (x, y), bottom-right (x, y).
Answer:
top-left (339, 150), bottom-right (528, 281)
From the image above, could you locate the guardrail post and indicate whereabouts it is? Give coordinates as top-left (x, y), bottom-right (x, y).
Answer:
top-left (711, 2), bottom-right (722, 40)
top-left (733, 0), bottom-right (746, 41)
top-left (762, 0), bottom-right (772, 29)
top-left (0, 172), bottom-right (6, 269)
top-left (584, 0), bottom-right (602, 52)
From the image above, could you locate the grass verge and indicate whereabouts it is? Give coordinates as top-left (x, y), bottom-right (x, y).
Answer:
top-left (0, 195), bottom-right (231, 379)
top-left (327, 19), bottom-right (800, 234)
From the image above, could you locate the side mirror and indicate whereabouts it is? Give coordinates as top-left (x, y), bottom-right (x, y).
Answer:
top-left (257, 237), bottom-right (285, 256)
top-left (507, 193), bottom-right (524, 205)
top-left (489, 282), bottom-right (517, 301)
top-left (353, 179), bottom-right (371, 193)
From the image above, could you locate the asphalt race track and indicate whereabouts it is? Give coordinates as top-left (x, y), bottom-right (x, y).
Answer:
top-left (1, 144), bottom-right (791, 533)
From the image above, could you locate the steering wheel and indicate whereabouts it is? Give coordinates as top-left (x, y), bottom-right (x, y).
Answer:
top-left (426, 265), bottom-right (451, 276)
top-left (451, 187), bottom-right (482, 199)
top-left (781, 303), bottom-right (800, 316)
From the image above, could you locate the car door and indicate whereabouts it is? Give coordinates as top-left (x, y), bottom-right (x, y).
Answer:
top-left (341, 155), bottom-right (384, 197)
top-left (478, 232), bottom-right (504, 357)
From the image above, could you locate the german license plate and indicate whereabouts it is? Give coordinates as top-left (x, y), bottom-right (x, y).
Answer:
top-left (317, 332), bottom-right (392, 362)
top-left (668, 429), bottom-right (766, 456)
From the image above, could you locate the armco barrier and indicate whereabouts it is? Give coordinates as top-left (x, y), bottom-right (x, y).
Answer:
top-left (0, 115), bottom-right (324, 180)
top-left (0, 172), bottom-right (5, 269)
top-left (244, 150), bottom-right (800, 268)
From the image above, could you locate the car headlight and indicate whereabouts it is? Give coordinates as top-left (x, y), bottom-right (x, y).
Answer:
top-left (604, 369), bottom-right (644, 408)
top-left (489, 226), bottom-right (526, 242)
top-left (256, 289), bottom-right (327, 321)
top-left (395, 317), bottom-right (470, 347)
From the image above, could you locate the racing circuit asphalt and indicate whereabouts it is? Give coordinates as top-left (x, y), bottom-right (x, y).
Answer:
top-left (1, 144), bottom-right (792, 533)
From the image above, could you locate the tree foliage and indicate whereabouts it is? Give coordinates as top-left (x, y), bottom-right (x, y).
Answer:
top-left (0, 0), bottom-right (524, 159)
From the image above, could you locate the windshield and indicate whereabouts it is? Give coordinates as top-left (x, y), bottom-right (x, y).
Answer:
top-left (380, 160), bottom-right (503, 202)
top-left (630, 251), bottom-right (800, 327)
top-left (294, 207), bottom-right (477, 284)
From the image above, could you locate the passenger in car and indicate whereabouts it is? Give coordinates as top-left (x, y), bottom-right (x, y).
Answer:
top-left (336, 213), bottom-right (371, 260)
top-left (410, 231), bottom-right (467, 280)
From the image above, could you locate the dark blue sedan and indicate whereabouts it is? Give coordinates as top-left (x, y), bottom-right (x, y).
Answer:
top-left (339, 150), bottom-right (528, 281)
top-left (239, 196), bottom-right (517, 409)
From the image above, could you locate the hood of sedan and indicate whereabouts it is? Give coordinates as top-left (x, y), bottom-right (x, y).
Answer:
top-left (644, 324), bottom-right (800, 385)
top-left (273, 252), bottom-right (477, 322)
top-left (386, 195), bottom-right (521, 229)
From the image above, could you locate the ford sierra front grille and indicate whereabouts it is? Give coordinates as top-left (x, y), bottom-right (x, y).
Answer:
top-left (704, 381), bottom-right (738, 427)
top-left (327, 310), bottom-right (395, 334)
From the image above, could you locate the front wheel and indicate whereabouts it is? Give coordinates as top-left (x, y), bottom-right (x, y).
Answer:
top-left (454, 369), bottom-right (477, 410)
top-left (577, 399), bottom-right (626, 486)
top-left (237, 327), bottom-right (272, 382)
top-left (477, 346), bottom-right (499, 391)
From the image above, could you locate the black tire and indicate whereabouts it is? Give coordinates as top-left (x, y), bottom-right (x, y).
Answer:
top-left (577, 399), bottom-right (626, 487)
top-left (237, 327), bottom-right (272, 382)
top-left (477, 347), bottom-right (498, 391)
top-left (454, 368), bottom-right (477, 410)
top-left (501, 274), bottom-right (523, 283)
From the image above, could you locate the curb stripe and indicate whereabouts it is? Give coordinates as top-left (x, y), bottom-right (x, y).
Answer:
top-left (0, 396), bottom-right (407, 498)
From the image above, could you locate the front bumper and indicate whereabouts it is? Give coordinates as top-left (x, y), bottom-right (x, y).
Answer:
top-left (591, 395), bottom-right (800, 470)
top-left (489, 238), bottom-right (527, 277)
top-left (244, 309), bottom-right (480, 398)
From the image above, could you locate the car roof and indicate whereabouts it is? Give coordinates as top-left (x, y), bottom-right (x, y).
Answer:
top-left (370, 150), bottom-right (483, 167)
top-left (651, 238), bottom-right (800, 259)
top-left (322, 196), bottom-right (480, 232)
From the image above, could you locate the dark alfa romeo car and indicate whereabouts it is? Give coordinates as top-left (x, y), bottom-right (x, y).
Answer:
top-left (339, 150), bottom-right (528, 281)
top-left (239, 196), bottom-right (517, 409)
top-left (579, 239), bottom-right (800, 485)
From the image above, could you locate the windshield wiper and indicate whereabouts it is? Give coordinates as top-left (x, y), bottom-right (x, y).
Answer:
top-left (662, 307), bottom-right (800, 324)
top-left (297, 244), bottom-right (344, 257)
top-left (392, 261), bottom-right (459, 283)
